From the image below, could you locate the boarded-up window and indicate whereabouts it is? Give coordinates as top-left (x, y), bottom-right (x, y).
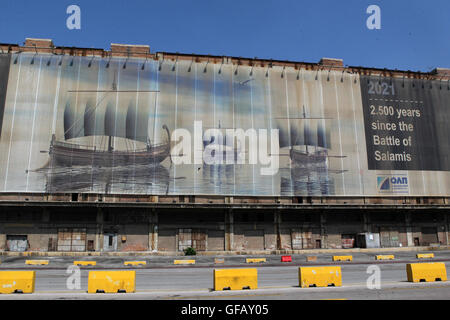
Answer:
top-left (379, 228), bottom-right (399, 248)
top-left (178, 229), bottom-right (192, 251)
top-left (178, 229), bottom-right (207, 252)
top-left (291, 229), bottom-right (316, 249)
top-left (192, 230), bottom-right (207, 251)
top-left (57, 228), bottom-right (86, 252)
top-left (291, 230), bottom-right (303, 250)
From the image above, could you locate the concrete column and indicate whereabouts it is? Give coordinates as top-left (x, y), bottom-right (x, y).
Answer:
top-left (445, 212), bottom-right (449, 246)
top-left (274, 210), bottom-right (281, 250)
top-left (149, 209), bottom-right (158, 251)
top-left (405, 211), bottom-right (413, 247)
top-left (96, 208), bottom-right (103, 252)
top-left (41, 209), bottom-right (51, 252)
top-left (362, 211), bottom-right (371, 233)
top-left (0, 224), bottom-right (5, 250)
top-left (225, 210), bottom-right (234, 251)
top-left (320, 212), bottom-right (327, 249)
top-left (148, 210), bottom-right (152, 251)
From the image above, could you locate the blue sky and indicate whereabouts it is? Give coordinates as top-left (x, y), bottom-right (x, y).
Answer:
top-left (0, 0), bottom-right (448, 71)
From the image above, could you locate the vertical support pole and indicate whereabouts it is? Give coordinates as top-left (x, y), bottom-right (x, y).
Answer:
top-left (320, 211), bottom-right (327, 249)
top-left (444, 212), bottom-right (449, 246)
top-left (96, 208), bottom-right (104, 252)
top-left (42, 208), bottom-right (50, 252)
top-left (405, 211), bottom-right (413, 247)
top-left (149, 209), bottom-right (158, 251)
top-left (275, 210), bottom-right (281, 250)
top-left (225, 210), bottom-right (234, 251)
top-left (363, 211), bottom-right (371, 233)
top-left (148, 209), bottom-right (153, 251)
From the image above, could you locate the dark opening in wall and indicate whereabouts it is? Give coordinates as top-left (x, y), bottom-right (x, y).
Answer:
top-left (104, 211), bottom-right (111, 222)
top-left (71, 193), bottom-right (78, 202)
top-left (87, 240), bottom-right (94, 251)
top-left (315, 239), bottom-right (322, 248)
top-left (49, 208), bottom-right (96, 222)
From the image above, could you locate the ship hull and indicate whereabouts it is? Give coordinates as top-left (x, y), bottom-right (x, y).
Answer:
top-left (49, 140), bottom-right (170, 167)
top-left (290, 148), bottom-right (327, 165)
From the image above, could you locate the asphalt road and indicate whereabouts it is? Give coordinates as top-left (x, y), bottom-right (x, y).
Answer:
top-left (1, 250), bottom-right (450, 269)
top-left (0, 259), bottom-right (449, 300)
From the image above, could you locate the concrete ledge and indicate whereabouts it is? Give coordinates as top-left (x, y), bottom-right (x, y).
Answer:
top-left (0, 200), bottom-right (448, 210)
top-left (1, 246), bottom-right (449, 257)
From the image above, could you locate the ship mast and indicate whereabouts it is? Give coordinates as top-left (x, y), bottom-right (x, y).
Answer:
top-left (108, 75), bottom-right (117, 152)
top-left (302, 105), bottom-right (309, 154)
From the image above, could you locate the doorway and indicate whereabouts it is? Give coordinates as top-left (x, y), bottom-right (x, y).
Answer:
top-left (379, 228), bottom-right (399, 247)
top-left (57, 228), bottom-right (87, 252)
top-left (103, 232), bottom-right (118, 252)
top-left (315, 239), bottom-right (322, 249)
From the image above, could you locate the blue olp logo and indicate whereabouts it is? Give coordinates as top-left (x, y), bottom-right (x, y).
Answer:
top-left (377, 175), bottom-right (408, 194)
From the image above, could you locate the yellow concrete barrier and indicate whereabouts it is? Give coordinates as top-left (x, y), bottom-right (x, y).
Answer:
top-left (332, 256), bottom-right (352, 262)
top-left (87, 271), bottom-right (135, 293)
top-left (299, 266), bottom-right (342, 288)
top-left (417, 253), bottom-right (434, 259)
top-left (124, 261), bottom-right (146, 266)
top-left (214, 268), bottom-right (257, 291)
top-left (0, 271), bottom-right (35, 293)
top-left (74, 261), bottom-right (96, 266)
top-left (25, 260), bottom-right (49, 265)
top-left (376, 255), bottom-right (395, 260)
top-left (406, 263), bottom-right (447, 283)
top-left (174, 260), bottom-right (195, 265)
top-left (246, 258), bottom-right (266, 263)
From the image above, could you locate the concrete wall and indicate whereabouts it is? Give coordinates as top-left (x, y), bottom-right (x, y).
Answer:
top-left (0, 206), bottom-right (448, 252)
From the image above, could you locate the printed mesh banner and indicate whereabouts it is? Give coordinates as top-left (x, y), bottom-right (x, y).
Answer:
top-left (0, 53), bottom-right (448, 196)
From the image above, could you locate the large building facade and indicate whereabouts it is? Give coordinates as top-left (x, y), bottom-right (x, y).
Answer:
top-left (0, 38), bottom-right (448, 253)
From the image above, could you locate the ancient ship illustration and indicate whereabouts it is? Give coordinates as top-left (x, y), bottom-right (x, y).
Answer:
top-left (49, 77), bottom-right (171, 168)
top-left (277, 105), bottom-right (345, 166)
